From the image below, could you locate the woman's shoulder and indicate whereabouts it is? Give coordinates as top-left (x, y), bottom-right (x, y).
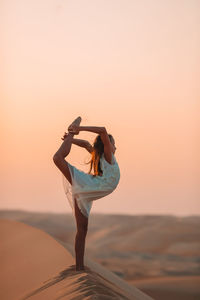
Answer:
top-left (101, 152), bottom-right (116, 166)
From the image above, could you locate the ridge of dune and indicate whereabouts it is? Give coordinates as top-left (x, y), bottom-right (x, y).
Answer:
top-left (53, 238), bottom-right (154, 300)
top-left (0, 219), bottom-right (154, 300)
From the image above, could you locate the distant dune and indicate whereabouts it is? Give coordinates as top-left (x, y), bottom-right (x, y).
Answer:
top-left (1, 210), bottom-right (200, 300)
top-left (131, 276), bottom-right (200, 300)
top-left (0, 219), bottom-right (154, 300)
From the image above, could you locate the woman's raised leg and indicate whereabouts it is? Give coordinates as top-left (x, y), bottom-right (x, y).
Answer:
top-left (53, 132), bottom-right (74, 184)
top-left (53, 117), bottom-right (82, 184)
top-left (74, 198), bottom-right (88, 271)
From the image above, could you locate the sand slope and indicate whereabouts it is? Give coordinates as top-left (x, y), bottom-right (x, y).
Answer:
top-left (0, 219), bottom-right (154, 300)
top-left (1, 210), bottom-right (199, 281)
top-left (1, 210), bottom-right (199, 299)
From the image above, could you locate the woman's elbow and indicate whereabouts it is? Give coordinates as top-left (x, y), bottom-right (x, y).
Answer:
top-left (101, 126), bottom-right (107, 133)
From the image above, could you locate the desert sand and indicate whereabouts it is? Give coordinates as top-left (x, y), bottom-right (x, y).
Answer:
top-left (0, 219), bottom-right (154, 300)
top-left (131, 276), bottom-right (200, 300)
top-left (1, 210), bottom-right (200, 300)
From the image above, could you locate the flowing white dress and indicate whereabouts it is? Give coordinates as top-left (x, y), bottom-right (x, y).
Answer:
top-left (62, 152), bottom-right (120, 218)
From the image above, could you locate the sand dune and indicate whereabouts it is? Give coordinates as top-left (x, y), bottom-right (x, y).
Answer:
top-left (1, 210), bottom-right (199, 299)
top-left (130, 276), bottom-right (200, 300)
top-left (1, 210), bottom-right (199, 281)
top-left (0, 219), bottom-right (154, 300)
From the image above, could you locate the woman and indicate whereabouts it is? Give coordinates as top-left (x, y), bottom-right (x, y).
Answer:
top-left (53, 117), bottom-right (120, 271)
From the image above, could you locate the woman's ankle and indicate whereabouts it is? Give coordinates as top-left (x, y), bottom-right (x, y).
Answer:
top-left (76, 265), bottom-right (85, 271)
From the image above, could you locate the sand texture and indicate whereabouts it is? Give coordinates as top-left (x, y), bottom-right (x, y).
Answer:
top-left (1, 210), bottom-right (200, 300)
top-left (0, 219), bottom-right (154, 300)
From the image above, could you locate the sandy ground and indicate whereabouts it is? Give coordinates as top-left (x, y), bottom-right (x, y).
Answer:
top-left (130, 275), bottom-right (200, 300)
top-left (1, 210), bottom-right (200, 300)
top-left (0, 219), bottom-right (154, 300)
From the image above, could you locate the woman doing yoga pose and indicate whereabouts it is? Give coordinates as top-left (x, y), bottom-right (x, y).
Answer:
top-left (53, 117), bottom-right (120, 271)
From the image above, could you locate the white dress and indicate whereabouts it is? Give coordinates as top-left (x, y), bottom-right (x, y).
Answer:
top-left (62, 152), bottom-right (120, 218)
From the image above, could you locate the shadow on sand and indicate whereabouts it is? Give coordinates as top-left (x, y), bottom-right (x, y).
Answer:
top-left (19, 264), bottom-right (129, 300)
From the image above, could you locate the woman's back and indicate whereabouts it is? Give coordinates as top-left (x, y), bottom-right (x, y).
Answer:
top-left (62, 152), bottom-right (120, 218)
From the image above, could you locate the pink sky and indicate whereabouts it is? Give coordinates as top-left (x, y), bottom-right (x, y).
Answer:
top-left (1, 0), bottom-right (199, 216)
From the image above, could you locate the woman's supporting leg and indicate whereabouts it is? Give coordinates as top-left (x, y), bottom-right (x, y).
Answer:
top-left (74, 198), bottom-right (88, 271)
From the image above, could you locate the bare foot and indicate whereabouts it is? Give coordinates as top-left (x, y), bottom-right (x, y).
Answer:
top-left (68, 116), bottom-right (81, 128)
top-left (67, 117), bottom-right (81, 135)
top-left (75, 266), bottom-right (85, 271)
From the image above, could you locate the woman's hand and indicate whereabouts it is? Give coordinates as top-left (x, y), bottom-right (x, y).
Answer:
top-left (61, 129), bottom-right (78, 140)
top-left (61, 132), bottom-right (68, 140)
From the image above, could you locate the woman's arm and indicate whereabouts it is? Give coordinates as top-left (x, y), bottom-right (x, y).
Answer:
top-left (78, 126), bottom-right (105, 134)
top-left (68, 125), bottom-right (113, 164)
top-left (68, 125), bottom-right (105, 135)
top-left (61, 132), bottom-right (93, 153)
top-left (72, 138), bottom-right (93, 153)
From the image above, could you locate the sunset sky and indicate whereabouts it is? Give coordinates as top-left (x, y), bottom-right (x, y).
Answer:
top-left (1, 0), bottom-right (199, 216)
